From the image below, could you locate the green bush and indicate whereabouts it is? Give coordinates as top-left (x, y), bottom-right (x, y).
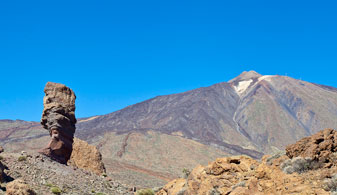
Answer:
top-left (136, 188), bottom-right (155, 195)
top-left (51, 186), bottom-right (62, 194)
top-left (45, 183), bottom-right (54, 187)
top-left (0, 156), bottom-right (3, 161)
top-left (18, 156), bottom-right (27, 161)
top-left (95, 193), bottom-right (105, 195)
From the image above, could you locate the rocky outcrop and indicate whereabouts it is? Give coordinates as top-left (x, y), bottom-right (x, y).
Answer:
top-left (40, 82), bottom-right (77, 164)
top-left (286, 128), bottom-right (337, 163)
top-left (6, 179), bottom-right (36, 195)
top-left (68, 138), bottom-right (106, 175)
top-left (157, 155), bottom-right (328, 195)
top-left (157, 129), bottom-right (337, 195)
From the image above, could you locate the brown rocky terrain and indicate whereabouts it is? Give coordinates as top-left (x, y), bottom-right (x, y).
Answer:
top-left (157, 129), bottom-right (337, 195)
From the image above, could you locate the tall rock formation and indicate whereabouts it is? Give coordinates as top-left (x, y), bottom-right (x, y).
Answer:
top-left (40, 82), bottom-right (76, 164)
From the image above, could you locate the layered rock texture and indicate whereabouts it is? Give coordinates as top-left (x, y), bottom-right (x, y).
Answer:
top-left (40, 82), bottom-right (77, 164)
top-left (157, 129), bottom-right (337, 195)
top-left (68, 138), bottom-right (106, 175)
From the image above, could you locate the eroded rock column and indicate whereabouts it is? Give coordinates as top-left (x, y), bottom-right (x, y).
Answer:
top-left (40, 82), bottom-right (76, 164)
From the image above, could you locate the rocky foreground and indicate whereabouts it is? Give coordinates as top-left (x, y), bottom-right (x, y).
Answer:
top-left (158, 129), bottom-right (337, 195)
top-left (0, 151), bottom-right (133, 195)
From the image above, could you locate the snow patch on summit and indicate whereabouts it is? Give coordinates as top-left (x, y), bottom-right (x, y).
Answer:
top-left (234, 79), bottom-right (253, 95)
top-left (258, 75), bottom-right (273, 82)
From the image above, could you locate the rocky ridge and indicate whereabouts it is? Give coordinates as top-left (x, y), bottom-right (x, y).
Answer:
top-left (157, 129), bottom-right (337, 195)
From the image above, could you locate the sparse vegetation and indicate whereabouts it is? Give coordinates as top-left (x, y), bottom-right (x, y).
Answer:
top-left (280, 157), bottom-right (319, 174)
top-left (323, 174), bottom-right (337, 192)
top-left (51, 186), bottom-right (62, 194)
top-left (232, 181), bottom-right (246, 189)
top-left (136, 188), bottom-right (155, 195)
top-left (45, 183), bottom-right (54, 187)
top-left (102, 173), bottom-right (107, 177)
top-left (182, 168), bottom-right (191, 179)
top-left (208, 187), bottom-right (221, 195)
top-left (266, 151), bottom-right (285, 165)
top-left (18, 156), bottom-right (27, 161)
top-left (95, 193), bottom-right (105, 195)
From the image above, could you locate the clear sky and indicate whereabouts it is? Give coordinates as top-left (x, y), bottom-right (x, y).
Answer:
top-left (1, 0), bottom-right (337, 121)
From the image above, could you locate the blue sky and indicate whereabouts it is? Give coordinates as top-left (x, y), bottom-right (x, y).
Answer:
top-left (1, 0), bottom-right (337, 121)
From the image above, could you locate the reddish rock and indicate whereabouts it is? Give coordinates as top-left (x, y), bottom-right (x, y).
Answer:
top-left (40, 82), bottom-right (77, 164)
top-left (286, 128), bottom-right (337, 163)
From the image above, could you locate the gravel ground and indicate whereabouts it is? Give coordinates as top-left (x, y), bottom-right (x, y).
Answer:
top-left (0, 151), bottom-right (134, 195)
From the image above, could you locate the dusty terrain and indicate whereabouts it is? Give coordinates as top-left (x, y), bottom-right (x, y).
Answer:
top-left (0, 151), bottom-right (132, 195)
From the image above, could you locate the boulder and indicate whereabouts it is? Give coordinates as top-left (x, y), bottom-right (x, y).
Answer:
top-left (40, 82), bottom-right (77, 164)
top-left (68, 138), bottom-right (106, 175)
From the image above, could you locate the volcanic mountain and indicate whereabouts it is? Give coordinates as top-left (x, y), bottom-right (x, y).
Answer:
top-left (1, 71), bottom-right (337, 187)
top-left (76, 71), bottom-right (337, 154)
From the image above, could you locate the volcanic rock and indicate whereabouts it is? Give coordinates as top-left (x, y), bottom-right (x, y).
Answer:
top-left (40, 82), bottom-right (77, 164)
top-left (0, 161), bottom-right (6, 183)
top-left (157, 155), bottom-right (328, 195)
top-left (157, 130), bottom-right (337, 195)
top-left (68, 138), bottom-right (106, 175)
top-left (286, 128), bottom-right (337, 163)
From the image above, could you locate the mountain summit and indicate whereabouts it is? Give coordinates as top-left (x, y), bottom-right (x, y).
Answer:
top-left (229, 70), bottom-right (262, 83)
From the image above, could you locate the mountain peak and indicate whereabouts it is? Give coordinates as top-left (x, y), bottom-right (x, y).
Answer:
top-left (229, 70), bottom-right (262, 83)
